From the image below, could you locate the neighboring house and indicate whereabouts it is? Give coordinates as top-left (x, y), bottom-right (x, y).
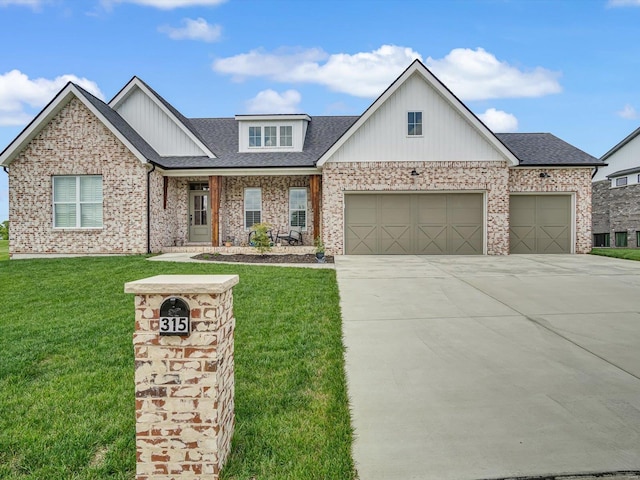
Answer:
top-left (0, 60), bottom-right (603, 258)
top-left (592, 126), bottom-right (640, 248)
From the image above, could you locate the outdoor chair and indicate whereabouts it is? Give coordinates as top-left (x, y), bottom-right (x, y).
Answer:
top-left (276, 230), bottom-right (303, 246)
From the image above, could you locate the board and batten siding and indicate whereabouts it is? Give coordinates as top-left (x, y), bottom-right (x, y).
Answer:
top-left (593, 130), bottom-right (640, 182)
top-left (114, 88), bottom-right (207, 157)
top-left (327, 73), bottom-right (506, 163)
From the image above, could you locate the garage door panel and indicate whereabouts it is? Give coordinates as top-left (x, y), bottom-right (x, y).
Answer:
top-left (510, 195), bottom-right (571, 254)
top-left (346, 193), bottom-right (483, 255)
top-left (346, 225), bottom-right (377, 254)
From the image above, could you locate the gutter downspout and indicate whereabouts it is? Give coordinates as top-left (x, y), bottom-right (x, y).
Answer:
top-left (591, 166), bottom-right (599, 180)
top-left (2, 166), bottom-right (7, 174)
top-left (147, 163), bottom-right (156, 254)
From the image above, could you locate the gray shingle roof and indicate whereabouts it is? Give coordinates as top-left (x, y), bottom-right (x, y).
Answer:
top-left (496, 133), bottom-right (603, 166)
top-left (606, 166), bottom-right (640, 178)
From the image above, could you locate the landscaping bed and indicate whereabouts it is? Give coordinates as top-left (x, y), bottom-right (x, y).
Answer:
top-left (193, 252), bottom-right (334, 263)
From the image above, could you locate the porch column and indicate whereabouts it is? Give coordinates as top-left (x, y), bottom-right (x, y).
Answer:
top-left (209, 176), bottom-right (221, 246)
top-left (310, 174), bottom-right (322, 241)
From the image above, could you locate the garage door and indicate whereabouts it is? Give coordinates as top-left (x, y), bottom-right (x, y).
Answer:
top-left (345, 193), bottom-right (483, 255)
top-left (510, 195), bottom-right (571, 254)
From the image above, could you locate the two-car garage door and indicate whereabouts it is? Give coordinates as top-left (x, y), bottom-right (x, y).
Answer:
top-left (345, 193), bottom-right (484, 255)
top-left (344, 193), bottom-right (572, 255)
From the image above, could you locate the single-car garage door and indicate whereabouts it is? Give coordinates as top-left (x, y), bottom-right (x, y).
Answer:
top-left (345, 193), bottom-right (483, 255)
top-left (510, 195), bottom-right (572, 254)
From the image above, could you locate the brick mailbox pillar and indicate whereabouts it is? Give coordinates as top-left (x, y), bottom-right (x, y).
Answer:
top-left (124, 274), bottom-right (239, 480)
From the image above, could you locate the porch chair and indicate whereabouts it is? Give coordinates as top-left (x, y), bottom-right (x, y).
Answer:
top-left (276, 230), bottom-right (303, 246)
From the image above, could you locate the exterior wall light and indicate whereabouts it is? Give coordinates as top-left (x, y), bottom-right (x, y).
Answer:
top-left (539, 172), bottom-right (550, 178)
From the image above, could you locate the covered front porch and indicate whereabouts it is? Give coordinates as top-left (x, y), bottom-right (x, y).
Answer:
top-left (151, 172), bottom-right (322, 252)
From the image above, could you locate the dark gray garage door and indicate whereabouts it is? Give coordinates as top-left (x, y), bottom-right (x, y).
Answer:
top-left (510, 195), bottom-right (571, 254)
top-left (345, 193), bottom-right (483, 255)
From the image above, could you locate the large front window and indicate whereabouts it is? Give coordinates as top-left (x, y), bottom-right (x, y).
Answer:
top-left (244, 188), bottom-right (262, 228)
top-left (289, 187), bottom-right (307, 230)
top-left (53, 175), bottom-right (103, 228)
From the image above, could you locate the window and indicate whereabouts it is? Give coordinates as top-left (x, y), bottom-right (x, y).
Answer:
top-left (289, 188), bottom-right (307, 230)
top-left (615, 231), bottom-right (628, 247)
top-left (280, 126), bottom-right (292, 147)
top-left (615, 177), bottom-right (628, 187)
top-left (637, 231), bottom-right (640, 248)
top-left (408, 111), bottom-right (422, 136)
top-left (249, 126), bottom-right (262, 147)
top-left (264, 126), bottom-right (277, 147)
top-left (593, 233), bottom-right (610, 247)
top-left (53, 175), bottom-right (102, 228)
top-left (244, 188), bottom-right (262, 229)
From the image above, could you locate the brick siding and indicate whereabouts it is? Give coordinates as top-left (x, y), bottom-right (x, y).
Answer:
top-left (592, 180), bottom-right (640, 248)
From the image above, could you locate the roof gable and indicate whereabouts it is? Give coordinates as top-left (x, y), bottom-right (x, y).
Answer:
top-left (109, 77), bottom-right (216, 158)
top-left (317, 59), bottom-right (519, 167)
top-left (0, 82), bottom-right (154, 167)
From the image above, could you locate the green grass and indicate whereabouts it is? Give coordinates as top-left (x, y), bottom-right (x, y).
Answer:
top-left (0, 240), bottom-right (7, 261)
top-left (0, 255), bottom-right (355, 480)
top-left (590, 248), bottom-right (640, 261)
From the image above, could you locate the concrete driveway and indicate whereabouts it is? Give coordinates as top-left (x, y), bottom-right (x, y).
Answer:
top-left (335, 254), bottom-right (640, 480)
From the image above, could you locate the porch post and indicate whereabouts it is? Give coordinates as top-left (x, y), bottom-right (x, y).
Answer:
top-left (209, 176), bottom-right (221, 246)
top-left (310, 174), bottom-right (322, 241)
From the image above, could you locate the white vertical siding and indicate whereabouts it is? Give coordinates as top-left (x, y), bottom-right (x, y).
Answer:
top-left (593, 132), bottom-right (640, 182)
top-left (327, 73), bottom-right (505, 163)
top-left (115, 88), bottom-right (207, 156)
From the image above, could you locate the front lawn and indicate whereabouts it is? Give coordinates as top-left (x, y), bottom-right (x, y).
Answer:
top-left (590, 248), bottom-right (640, 261)
top-left (0, 240), bottom-right (7, 261)
top-left (0, 256), bottom-right (355, 480)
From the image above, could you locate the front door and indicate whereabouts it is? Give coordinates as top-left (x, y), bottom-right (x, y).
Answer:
top-left (189, 188), bottom-right (211, 243)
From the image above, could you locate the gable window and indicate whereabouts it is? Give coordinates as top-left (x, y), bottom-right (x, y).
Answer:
top-left (593, 233), bottom-right (610, 248)
top-left (289, 187), bottom-right (307, 230)
top-left (615, 177), bottom-right (628, 187)
top-left (615, 231), bottom-right (628, 247)
top-left (264, 126), bottom-right (277, 147)
top-left (408, 111), bottom-right (422, 136)
top-left (280, 126), bottom-right (292, 147)
top-left (244, 188), bottom-right (262, 229)
top-left (249, 127), bottom-right (262, 147)
top-left (53, 175), bottom-right (103, 228)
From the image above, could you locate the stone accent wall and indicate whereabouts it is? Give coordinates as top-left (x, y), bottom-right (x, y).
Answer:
top-left (222, 176), bottom-right (315, 246)
top-left (8, 97), bottom-right (148, 255)
top-left (592, 180), bottom-right (640, 248)
top-left (509, 168), bottom-right (593, 254)
top-left (127, 275), bottom-right (238, 479)
top-left (321, 161), bottom-right (511, 255)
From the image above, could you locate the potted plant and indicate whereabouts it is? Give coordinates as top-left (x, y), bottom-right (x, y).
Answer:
top-left (314, 236), bottom-right (325, 262)
top-left (224, 236), bottom-right (234, 247)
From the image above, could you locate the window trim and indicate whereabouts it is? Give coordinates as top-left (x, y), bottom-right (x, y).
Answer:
top-left (52, 175), bottom-right (103, 229)
top-left (289, 187), bottom-right (308, 231)
top-left (636, 231), bottom-right (640, 248)
top-left (249, 126), bottom-right (262, 147)
top-left (407, 111), bottom-right (423, 137)
top-left (244, 187), bottom-right (262, 230)
top-left (615, 176), bottom-right (628, 187)
top-left (248, 124), bottom-right (294, 149)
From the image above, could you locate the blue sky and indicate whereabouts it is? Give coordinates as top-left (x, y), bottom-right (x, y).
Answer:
top-left (1, 0), bottom-right (640, 222)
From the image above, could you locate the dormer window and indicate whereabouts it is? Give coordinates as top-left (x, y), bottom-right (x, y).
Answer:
top-left (236, 114), bottom-right (310, 153)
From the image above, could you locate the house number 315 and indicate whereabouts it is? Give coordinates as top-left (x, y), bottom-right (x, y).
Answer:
top-left (160, 317), bottom-right (189, 335)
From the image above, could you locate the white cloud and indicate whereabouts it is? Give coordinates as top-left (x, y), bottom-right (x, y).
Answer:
top-left (617, 103), bottom-right (638, 119)
top-left (159, 17), bottom-right (221, 42)
top-left (214, 45), bottom-right (421, 97)
top-left (214, 45), bottom-right (561, 101)
top-left (245, 89), bottom-right (302, 114)
top-left (0, 0), bottom-right (46, 8)
top-left (0, 70), bottom-right (104, 126)
top-left (426, 48), bottom-right (561, 100)
top-left (477, 108), bottom-right (518, 132)
top-left (607, 0), bottom-right (640, 6)
top-left (102, 0), bottom-right (226, 9)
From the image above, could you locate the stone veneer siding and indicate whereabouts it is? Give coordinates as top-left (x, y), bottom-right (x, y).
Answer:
top-left (509, 167), bottom-right (593, 254)
top-left (322, 161), bottom-right (511, 255)
top-left (592, 180), bottom-right (640, 248)
top-left (322, 162), bottom-right (593, 255)
top-left (8, 97), bottom-right (149, 255)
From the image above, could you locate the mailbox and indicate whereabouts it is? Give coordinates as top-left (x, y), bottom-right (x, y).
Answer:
top-left (159, 297), bottom-right (190, 336)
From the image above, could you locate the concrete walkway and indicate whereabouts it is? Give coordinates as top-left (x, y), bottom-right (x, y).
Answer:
top-left (335, 255), bottom-right (640, 480)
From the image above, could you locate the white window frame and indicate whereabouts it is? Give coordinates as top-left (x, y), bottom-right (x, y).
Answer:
top-left (52, 175), bottom-right (103, 229)
top-left (247, 124), bottom-right (294, 149)
top-left (407, 111), bottom-right (423, 137)
top-left (615, 176), bottom-right (628, 187)
top-left (280, 126), bottom-right (293, 147)
top-left (244, 187), bottom-right (262, 229)
top-left (289, 187), bottom-right (307, 231)
top-left (249, 126), bottom-right (262, 147)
